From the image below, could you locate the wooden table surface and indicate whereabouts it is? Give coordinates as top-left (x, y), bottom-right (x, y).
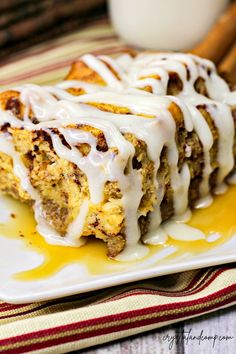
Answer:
top-left (80, 305), bottom-right (236, 354)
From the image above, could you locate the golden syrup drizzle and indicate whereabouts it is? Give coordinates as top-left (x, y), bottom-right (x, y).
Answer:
top-left (1, 185), bottom-right (236, 281)
top-left (165, 184), bottom-right (236, 257)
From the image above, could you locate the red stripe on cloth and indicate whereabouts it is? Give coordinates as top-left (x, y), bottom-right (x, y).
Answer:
top-left (0, 36), bottom-right (114, 67)
top-left (1, 281), bottom-right (236, 353)
top-left (95, 267), bottom-right (230, 305)
top-left (0, 267), bottom-right (230, 320)
top-left (8, 34), bottom-right (118, 63)
top-left (1, 290), bottom-right (236, 354)
top-left (92, 268), bottom-right (216, 305)
top-left (0, 288), bottom-right (113, 320)
top-left (0, 17), bottom-right (111, 66)
top-left (0, 294), bottom-right (89, 320)
top-left (0, 59), bottom-right (75, 85)
top-left (178, 267), bottom-right (221, 294)
top-left (0, 304), bottom-right (30, 312)
top-left (0, 267), bottom-right (230, 321)
top-left (0, 45), bottom-right (130, 86)
top-left (0, 290), bottom-right (108, 319)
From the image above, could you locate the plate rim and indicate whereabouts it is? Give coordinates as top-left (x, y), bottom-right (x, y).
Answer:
top-left (1, 252), bottom-right (236, 304)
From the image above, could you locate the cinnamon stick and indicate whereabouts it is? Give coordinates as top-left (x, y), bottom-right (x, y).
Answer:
top-left (190, 1), bottom-right (236, 64)
top-left (218, 40), bottom-right (236, 86)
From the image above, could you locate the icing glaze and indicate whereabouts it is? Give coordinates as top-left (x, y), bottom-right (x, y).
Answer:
top-left (0, 52), bottom-right (235, 260)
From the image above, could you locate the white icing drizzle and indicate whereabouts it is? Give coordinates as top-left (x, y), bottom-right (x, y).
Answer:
top-left (81, 54), bottom-right (123, 89)
top-left (66, 199), bottom-right (89, 244)
top-left (0, 134), bottom-right (38, 199)
top-left (207, 103), bottom-right (234, 186)
top-left (98, 55), bottom-right (130, 85)
top-left (0, 52), bottom-right (235, 260)
top-left (184, 102), bottom-right (213, 198)
top-left (195, 195), bottom-right (213, 209)
top-left (228, 172), bottom-right (236, 185)
top-left (207, 233), bottom-right (221, 243)
top-left (143, 226), bottom-right (168, 245)
top-left (34, 201), bottom-right (87, 247)
top-left (57, 80), bottom-right (109, 94)
top-left (74, 92), bottom-right (194, 229)
top-left (0, 119), bottom-right (89, 247)
top-left (163, 222), bottom-right (205, 241)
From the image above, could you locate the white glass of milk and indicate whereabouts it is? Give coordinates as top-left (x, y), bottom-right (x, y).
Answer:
top-left (108, 0), bottom-right (229, 50)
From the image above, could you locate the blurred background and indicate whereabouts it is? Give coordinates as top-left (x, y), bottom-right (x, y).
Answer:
top-left (0, 0), bottom-right (106, 62)
top-left (0, 0), bottom-right (235, 85)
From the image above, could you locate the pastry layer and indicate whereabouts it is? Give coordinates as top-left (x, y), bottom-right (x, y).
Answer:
top-left (0, 52), bottom-right (235, 259)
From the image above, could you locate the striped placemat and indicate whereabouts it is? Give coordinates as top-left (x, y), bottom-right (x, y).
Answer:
top-left (0, 18), bottom-right (236, 354)
top-left (0, 18), bottom-right (128, 87)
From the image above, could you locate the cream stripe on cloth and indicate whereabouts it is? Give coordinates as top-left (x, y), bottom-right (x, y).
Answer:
top-left (0, 17), bottom-right (236, 354)
top-left (0, 267), bottom-right (236, 353)
top-left (0, 18), bottom-right (128, 87)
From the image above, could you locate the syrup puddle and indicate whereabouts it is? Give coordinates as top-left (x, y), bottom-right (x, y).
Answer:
top-left (1, 185), bottom-right (236, 282)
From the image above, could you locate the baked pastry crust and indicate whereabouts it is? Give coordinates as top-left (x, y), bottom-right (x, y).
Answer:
top-left (0, 52), bottom-right (235, 259)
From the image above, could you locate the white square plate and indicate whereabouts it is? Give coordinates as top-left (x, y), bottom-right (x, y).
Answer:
top-left (1, 194), bottom-right (236, 304)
